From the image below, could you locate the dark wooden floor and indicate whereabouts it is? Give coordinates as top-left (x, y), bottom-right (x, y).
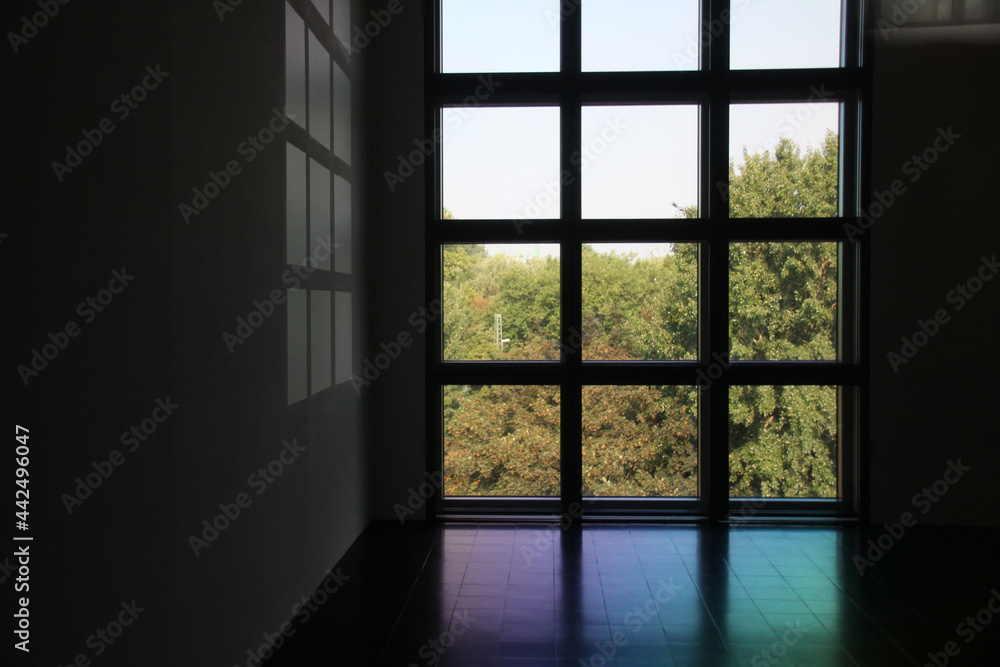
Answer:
top-left (263, 522), bottom-right (1000, 666)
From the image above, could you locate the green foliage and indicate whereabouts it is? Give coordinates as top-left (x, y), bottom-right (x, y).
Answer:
top-left (582, 385), bottom-right (698, 498)
top-left (729, 385), bottom-right (838, 498)
top-left (443, 249), bottom-right (561, 361)
top-left (729, 241), bottom-right (837, 362)
top-left (581, 245), bottom-right (699, 361)
top-left (442, 134), bottom-right (841, 500)
top-left (443, 385), bottom-right (561, 496)
top-left (728, 131), bottom-right (839, 219)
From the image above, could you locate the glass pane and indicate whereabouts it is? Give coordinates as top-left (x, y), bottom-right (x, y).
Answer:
top-left (583, 0), bottom-right (700, 72)
top-left (285, 5), bottom-right (306, 127)
top-left (334, 174), bottom-right (352, 273)
top-left (441, 0), bottom-right (560, 73)
top-left (729, 103), bottom-right (840, 218)
top-left (443, 385), bottom-right (560, 496)
top-left (443, 107), bottom-right (560, 220)
top-left (287, 289), bottom-right (308, 404)
top-left (583, 385), bottom-right (699, 498)
top-left (311, 291), bottom-right (332, 393)
top-left (582, 243), bottom-right (698, 360)
top-left (729, 242), bottom-right (838, 361)
top-left (286, 144), bottom-right (307, 265)
top-left (308, 32), bottom-right (331, 148)
top-left (443, 244), bottom-right (560, 360)
top-left (582, 105), bottom-right (699, 219)
top-left (335, 292), bottom-right (352, 385)
top-left (310, 160), bottom-right (331, 270)
top-left (730, 385), bottom-right (838, 499)
top-left (333, 62), bottom-right (351, 165)
top-left (731, 0), bottom-right (843, 70)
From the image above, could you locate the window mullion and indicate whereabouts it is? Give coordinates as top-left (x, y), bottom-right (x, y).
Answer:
top-left (707, 0), bottom-right (732, 522)
top-left (425, 0), bottom-right (443, 520)
top-left (560, 2), bottom-right (583, 520)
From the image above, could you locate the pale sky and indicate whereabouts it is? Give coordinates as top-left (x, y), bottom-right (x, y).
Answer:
top-left (441, 0), bottom-right (843, 257)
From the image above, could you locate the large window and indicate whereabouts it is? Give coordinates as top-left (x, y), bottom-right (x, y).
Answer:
top-left (427, 0), bottom-right (869, 520)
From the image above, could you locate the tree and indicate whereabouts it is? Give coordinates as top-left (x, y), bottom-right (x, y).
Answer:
top-left (582, 385), bottom-right (698, 497)
top-left (441, 132), bottom-right (841, 499)
top-left (722, 132), bottom-right (840, 498)
top-left (728, 132), bottom-right (839, 219)
top-left (443, 384), bottom-right (560, 496)
top-left (581, 244), bottom-right (698, 361)
top-left (443, 248), bottom-right (561, 361)
top-left (729, 384), bottom-right (837, 498)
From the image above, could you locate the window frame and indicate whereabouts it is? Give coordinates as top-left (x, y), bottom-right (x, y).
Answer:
top-left (425, 0), bottom-right (872, 522)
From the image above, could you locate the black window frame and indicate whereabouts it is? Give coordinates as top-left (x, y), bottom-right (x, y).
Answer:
top-left (425, 0), bottom-right (872, 522)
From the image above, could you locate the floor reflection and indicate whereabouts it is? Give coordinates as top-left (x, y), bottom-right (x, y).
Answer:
top-left (264, 522), bottom-right (1000, 666)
